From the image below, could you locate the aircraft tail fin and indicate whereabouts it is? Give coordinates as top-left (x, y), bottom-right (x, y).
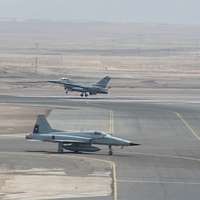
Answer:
top-left (95, 76), bottom-right (111, 88)
top-left (33, 115), bottom-right (53, 134)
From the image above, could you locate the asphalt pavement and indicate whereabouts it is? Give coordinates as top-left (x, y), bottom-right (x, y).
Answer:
top-left (0, 95), bottom-right (200, 200)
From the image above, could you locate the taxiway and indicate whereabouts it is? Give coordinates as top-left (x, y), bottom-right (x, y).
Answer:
top-left (0, 95), bottom-right (200, 199)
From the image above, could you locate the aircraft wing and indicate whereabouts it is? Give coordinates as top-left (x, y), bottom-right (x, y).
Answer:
top-left (53, 139), bottom-right (91, 144)
top-left (46, 134), bottom-right (92, 144)
top-left (48, 80), bottom-right (72, 85)
top-left (48, 80), bottom-right (89, 90)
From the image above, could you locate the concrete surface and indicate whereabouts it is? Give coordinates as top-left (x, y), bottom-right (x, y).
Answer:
top-left (0, 95), bottom-right (200, 199)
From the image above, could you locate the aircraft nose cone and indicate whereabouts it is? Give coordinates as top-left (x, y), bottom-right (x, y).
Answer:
top-left (48, 80), bottom-right (57, 83)
top-left (129, 142), bottom-right (140, 146)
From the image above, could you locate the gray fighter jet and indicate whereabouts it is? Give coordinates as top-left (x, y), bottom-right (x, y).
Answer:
top-left (26, 115), bottom-right (139, 155)
top-left (48, 76), bottom-right (111, 97)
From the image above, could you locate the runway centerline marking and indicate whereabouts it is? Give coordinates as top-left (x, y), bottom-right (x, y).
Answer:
top-left (175, 112), bottom-right (200, 141)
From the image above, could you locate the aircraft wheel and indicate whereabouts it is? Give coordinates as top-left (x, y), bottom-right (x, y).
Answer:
top-left (85, 93), bottom-right (88, 97)
top-left (108, 145), bottom-right (113, 155)
top-left (80, 93), bottom-right (84, 97)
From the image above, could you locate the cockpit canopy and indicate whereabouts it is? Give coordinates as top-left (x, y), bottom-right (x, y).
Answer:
top-left (61, 77), bottom-right (68, 80)
top-left (94, 131), bottom-right (106, 136)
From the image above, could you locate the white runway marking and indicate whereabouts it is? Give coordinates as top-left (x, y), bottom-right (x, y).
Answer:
top-left (0, 134), bottom-right (25, 138)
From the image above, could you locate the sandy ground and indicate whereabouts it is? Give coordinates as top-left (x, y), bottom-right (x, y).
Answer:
top-left (0, 21), bottom-right (200, 95)
top-left (0, 21), bottom-right (200, 134)
top-left (0, 151), bottom-right (112, 200)
top-left (0, 168), bottom-right (111, 200)
top-left (0, 105), bottom-right (49, 134)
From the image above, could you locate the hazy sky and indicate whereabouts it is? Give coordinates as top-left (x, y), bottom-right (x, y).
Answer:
top-left (0, 0), bottom-right (199, 25)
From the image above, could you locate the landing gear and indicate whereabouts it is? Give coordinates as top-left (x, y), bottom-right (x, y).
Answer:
top-left (64, 86), bottom-right (69, 94)
top-left (80, 92), bottom-right (88, 97)
top-left (58, 142), bottom-right (63, 153)
top-left (108, 145), bottom-right (113, 155)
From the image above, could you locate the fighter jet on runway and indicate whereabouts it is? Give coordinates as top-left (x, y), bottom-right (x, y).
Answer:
top-left (48, 76), bottom-right (111, 97)
top-left (26, 115), bottom-right (139, 155)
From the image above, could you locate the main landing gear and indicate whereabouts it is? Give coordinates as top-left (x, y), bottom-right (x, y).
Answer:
top-left (58, 142), bottom-right (64, 153)
top-left (108, 145), bottom-right (113, 155)
top-left (64, 87), bottom-right (69, 94)
top-left (80, 92), bottom-right (88, 97)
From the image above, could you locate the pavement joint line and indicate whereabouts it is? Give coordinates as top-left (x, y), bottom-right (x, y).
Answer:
top-left (175, 112), bottom-right (200, 141)
top-left (119, 151), bottom-right (200, 162)
top-left (117, 179), bottom-right (200, 185)
top-left (0, 151), bottom-right (117, 200)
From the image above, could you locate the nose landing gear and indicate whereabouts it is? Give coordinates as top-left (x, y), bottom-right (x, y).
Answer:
top-left (108, 145), bottom-right (113, 155)
top-left (64, 86), bottom-right (69, 94)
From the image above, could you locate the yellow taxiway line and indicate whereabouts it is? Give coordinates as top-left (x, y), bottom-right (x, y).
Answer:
top-left (112, 161), bottom-right (118, 200)
top-left (175, 112), bottom-right (200, 141)
top-left (109, 110), bottom-right (114, 134)
top-left (108, 109), bottom-right (117, 199)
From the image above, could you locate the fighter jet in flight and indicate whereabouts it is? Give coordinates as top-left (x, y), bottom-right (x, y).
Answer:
top-left (48, 76), bottom-right (111, 97)
top-left (26, 115), bottom-right (139, 155)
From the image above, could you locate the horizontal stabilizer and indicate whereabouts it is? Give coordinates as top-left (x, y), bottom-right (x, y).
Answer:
top-left (129, 142), bottom-right (140, 146)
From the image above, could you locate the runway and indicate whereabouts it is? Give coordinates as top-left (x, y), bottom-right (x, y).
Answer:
top-left (0, 95), bottom-right (200, 200)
